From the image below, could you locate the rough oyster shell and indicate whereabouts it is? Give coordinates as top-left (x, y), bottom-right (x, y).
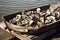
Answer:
top-left (28, 20), bottom-right (33, 26)
top-left (45, 9), bottom-right (51, 16)
top-left (55, 12), bottom-right (60, 19)
top-left (22, 14), bottom-right (27, 19)
top-left (36, 8), bottom-right (41, 13)
top-left (34, 13), bottom-right (40, 18)
top-left (45, 20), bottom-right (51, 24)
top-left (46, 16), bottom-right (56, 23)
top-left (21, 19), bottom-right (28, 25)
top-left (39, 12), bottom-right (46, 16)
top-left (39, 17), bottom-right (44, 23)
top-left (37, 21), bottom-right (43, 27)
top-left (16, 14), bottom-right (21, 19)
top-left (25, 11), bottom-right (31, 15)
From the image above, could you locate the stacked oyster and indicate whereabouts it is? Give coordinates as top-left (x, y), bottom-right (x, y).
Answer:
top-left (9, 7), bottom-right (60, 28)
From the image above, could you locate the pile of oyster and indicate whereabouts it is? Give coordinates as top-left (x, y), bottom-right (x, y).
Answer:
top-left (9, 7), bottom-right (60, 27)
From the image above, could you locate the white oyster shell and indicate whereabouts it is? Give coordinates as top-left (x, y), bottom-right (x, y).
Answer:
top-left (40, 17), bottom-right (44, 23)
top-left (28, 20), bottom-right (33, 26)
top-left (16, 14), bottom-right (21, 19)
top-left (36, 8), bottom-right (41, 13)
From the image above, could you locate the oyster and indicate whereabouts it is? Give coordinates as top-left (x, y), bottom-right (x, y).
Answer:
top-left (22, 14), bottom-right (27, 19)
top-left (31, 11), bottom-right (34, 13)
top-left (36, 8), bottom-right (41, 13)
top-left (39, 12), bottom-right (46, 16)
top-left (55, 11), bottom-right (60, 19)
top-left (45, 20), bottom-right (51, 24)
top-left (30, 13), bottom-right (35, 17)
top-left (9, 14), bottom-right (21, 23)
top-left (29, 16), bottom-right (33, 20)
top-left (17, 21), bottom-right (22, 26)
top-left (21, 19), bottom-right (28, 25)
top-left (50, 16), bottom-right (56, 22)
top-left (46, 16), bottom-right (56, 23)
top-left (45, 9), bottom-right (51, 16)
top-left (9, 19), bottom-right (13, 23)
top-left (50, 8), bottom-right (54, 13)
top-left (16, 14), bottom-right (21, 19)
top-left (37, 21), bottom-right (43, 27)
top-left (39, 12), bottom-right (42, 16)
top-left (39, 17), bottom-right (44, 24)
top-left (28, 20), bottom-right (33, 26)
top-left (14, 14), bottom-right (21, 22)
top-left (25, 11), bottom-right (31, 15)
top-left (54, 7), bottom-right (60, 19)
top-left (15, 18), bottom-right (20, 22)
top-left (9, 18), bottom-right (19, 23)
top-left (34, 13), bottom-right (40, 18)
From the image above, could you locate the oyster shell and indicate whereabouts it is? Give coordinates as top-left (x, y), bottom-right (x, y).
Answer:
top-left (45, 9), bottom-right (51, 16)
top-left (21, 19), bottom-right (28, 25)
top-left (31, 11), bottom-right (34, 13)
top-left (22, 14), bottom-right (27, 19)
top-left (14, 14), bottom-right (21, 22)
top-left (9, 14), bottom-right (21, 24)
top-left (39, 12), bottom-right (46, 16)
top-left (34, 13), bottom-right (40, 18)
top-left (50, 16), bottom-right (56, 22)
top-left (46, 16), bottom-right (56, 23)
top-left (29, 20), bottom-right (33, 25)
top-left (17, 21), bottom-right (22, 26)
top-left (11, 17), bottom-right (19, 23)
top-left (9, 19), bottom-right (13, 23)
top-left (30, 13), bottom-right (35, 17)
top-left (37, 21), bottom-right (43, 27)
top-left (28, 20), bottom-right (33, 26)
top-left (16, 14), bottom-right (21, 19)
top-left (29, 16), bottom-right (33, 20)
top-left (39, 12), bottom-right (42, 16)
top-left (36, 8), bottom-right (41, 13)
top-left (50, 8), bottom-right (54, 13)
top-left (55, 11), bottom-right (60, 19)
top-left (25, 11), bottom-right (31, 15)
top-left (39, 17), bottom-right (44, 24)
top-left (45, 20), bottom-right (51, 24)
